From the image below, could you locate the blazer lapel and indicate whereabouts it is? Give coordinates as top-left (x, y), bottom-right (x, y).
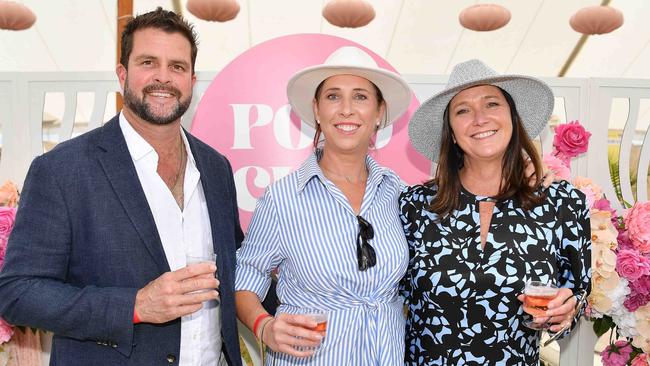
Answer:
top-left (91, 117), bottom-right (171, 273)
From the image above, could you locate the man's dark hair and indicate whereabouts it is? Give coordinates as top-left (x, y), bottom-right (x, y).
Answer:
top-left (120, 7), bottom-right (198, 73)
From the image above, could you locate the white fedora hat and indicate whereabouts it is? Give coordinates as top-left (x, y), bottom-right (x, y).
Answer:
top-left (287, 46), bottom-right (412, 129)
top-left (409, 59), bottom-right (554, 162)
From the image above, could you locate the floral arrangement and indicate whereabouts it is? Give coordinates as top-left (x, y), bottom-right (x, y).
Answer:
top-left (544, 120), bottom-right (650, 365)
top-left (0, 181), bottom-right (19, 344)
top-left (543, 120), bottom-right (601, 207)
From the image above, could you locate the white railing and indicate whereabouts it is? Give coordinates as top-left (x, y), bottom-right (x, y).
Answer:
top-left (1, 72), bottom-right (649, 366)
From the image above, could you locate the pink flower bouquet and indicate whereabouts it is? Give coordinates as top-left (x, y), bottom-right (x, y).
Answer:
top-left (544, 120), bottom-right (592, 181)
top-left (601, 340), bottom-right (633, 366)
top-left (545, 121), bottom-right (650, 364)
top-left (585, 184), bottom-right (650, 364)
top-left (0, 181), bottom-right (20, 345)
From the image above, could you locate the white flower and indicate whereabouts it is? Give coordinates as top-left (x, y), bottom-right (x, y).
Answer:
top-left (606, 278), bottom-right (630, 316)
top-left (614, 310), bottom-right (639, 338)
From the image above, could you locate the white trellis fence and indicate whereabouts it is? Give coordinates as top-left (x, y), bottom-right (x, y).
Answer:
top-left (1, 72), bottom-right (649, 366)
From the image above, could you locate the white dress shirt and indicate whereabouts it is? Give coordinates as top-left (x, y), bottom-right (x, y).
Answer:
top-left (120, 113), bottom-right (224, 366)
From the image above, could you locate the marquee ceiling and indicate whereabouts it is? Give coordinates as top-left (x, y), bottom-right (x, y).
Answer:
top-left (1, 0), bottom-right (649, 79)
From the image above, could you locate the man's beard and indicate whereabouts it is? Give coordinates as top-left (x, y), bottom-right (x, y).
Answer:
top-left (123, 78), bottom-right (192, 125)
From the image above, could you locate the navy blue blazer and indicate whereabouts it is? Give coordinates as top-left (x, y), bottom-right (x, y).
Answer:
top-left (0, 115), bottom-right (243, 365)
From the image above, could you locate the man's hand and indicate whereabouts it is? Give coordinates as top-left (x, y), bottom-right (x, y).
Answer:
top-left (134, 262), bottom-right (220, 324)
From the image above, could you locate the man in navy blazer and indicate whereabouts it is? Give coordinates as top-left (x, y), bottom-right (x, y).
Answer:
top-left (0, 8), bottom-right (242, 365)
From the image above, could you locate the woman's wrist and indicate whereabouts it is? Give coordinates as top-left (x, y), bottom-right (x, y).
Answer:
top-left (253, 313), bottom-right (272, 339)
top-left (259, 317), bottom-right (274, 345)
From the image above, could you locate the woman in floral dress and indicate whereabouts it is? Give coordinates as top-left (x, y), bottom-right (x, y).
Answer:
top-left (400, 59), bottom-right (591, 365)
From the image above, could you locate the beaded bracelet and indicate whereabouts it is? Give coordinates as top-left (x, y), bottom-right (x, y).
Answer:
top-left (258, 317), bottom-right (273, 364)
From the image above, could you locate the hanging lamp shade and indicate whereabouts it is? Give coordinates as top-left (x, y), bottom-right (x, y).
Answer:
top-left (322, 0), bottom-right (375, 28)
top-left (186, 0), bottom-right (240, 22)
top-left (458, 4), bottom-right (511, 32)
top-left (570, 6), bottom-right (624, 35)
top-left (0, 1), bottom-right (36, 31)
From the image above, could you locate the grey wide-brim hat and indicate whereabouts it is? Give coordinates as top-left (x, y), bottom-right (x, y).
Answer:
top-left (287, 46), bottom-right (412, 129)
top-left (409, 59), bottom-right (554, 162)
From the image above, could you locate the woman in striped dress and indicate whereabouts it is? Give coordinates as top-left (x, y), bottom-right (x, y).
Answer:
top-left (235, 46), bottom-right (413, 365)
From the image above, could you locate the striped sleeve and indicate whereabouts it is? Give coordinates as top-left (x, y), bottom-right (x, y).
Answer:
top-left (235, 187), bottom-right (283, 301)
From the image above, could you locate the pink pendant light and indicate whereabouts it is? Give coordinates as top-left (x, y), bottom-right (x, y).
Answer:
top-left (186, 0), bottom-right (240, 22)
top-left (459, 4), bottom-right (511, 32)
top-left (0, 1), bottom-right (36, 31)
top-left (322, 0), bottom-right (375, 29)
top-left (570, 6), bottom-right (624, 35)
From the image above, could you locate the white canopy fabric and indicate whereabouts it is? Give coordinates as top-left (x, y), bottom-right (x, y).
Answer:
top-left (1, 0), bottom-right (649, 78)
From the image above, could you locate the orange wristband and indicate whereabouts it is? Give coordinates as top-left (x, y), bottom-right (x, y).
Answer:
top-left (253, 313), bottom-right (271, 337)
top-left (133, 308), bottom-right (141, 324)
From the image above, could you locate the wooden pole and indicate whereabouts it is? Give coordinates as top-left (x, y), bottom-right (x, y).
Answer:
top-left (557, 0), bottom-right (611, 77)
top-left (116, 0), bottom-right (133, 112)
top-left (171, 0), bottom-right (183, 15)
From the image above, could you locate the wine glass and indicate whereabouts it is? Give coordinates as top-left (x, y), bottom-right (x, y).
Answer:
top-left (522, 281), bottom-right (559, 330)
top-left (295, 312), bottom-right (328, 353)
top-left (185, 252), bottom-right (219, 314)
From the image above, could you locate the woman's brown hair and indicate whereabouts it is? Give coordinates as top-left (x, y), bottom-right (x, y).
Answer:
top-left (426, 87), bottom-right (545, 218)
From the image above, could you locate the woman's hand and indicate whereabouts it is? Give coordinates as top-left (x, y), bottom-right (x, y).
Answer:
top-left (262, 313), bottom-right (325, 358)
top-left (518, 288), bottom-right (577, 333)
top-left (524, 156), bottom-right (556, 188)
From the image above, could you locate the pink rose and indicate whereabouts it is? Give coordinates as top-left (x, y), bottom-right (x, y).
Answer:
top-left (0, 207), bottom-right (16, 240)
top-left (594, 198), bottom-right (618, 223)
top-left (553, 120), bottom-right (592, 160)
top-left (626, 202), bottom-right (650, 254)
top-left (618, 230), bottom-right (634, 251)
top-left (542, 153), bottom-right (571, 181)
top-left (0, 317), bottom-right (13, 344)
top-left (630, 276), bottom-right (650, 296)
top-left (632, 354), bottom-right (650, 366)
top-left (617, 249), bottom-right (650, 281)
top-left (0, 235), bottom-right (6, 268)
top-left (602, 340), bottom-right (633, 366)
top-left (624, 293), bottom-right (650, 312)
top-left (572, 177), bottom-right (603, 209)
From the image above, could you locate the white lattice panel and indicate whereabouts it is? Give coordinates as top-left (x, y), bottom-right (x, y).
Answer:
top-left (2, 72), bottom-right (649, 366)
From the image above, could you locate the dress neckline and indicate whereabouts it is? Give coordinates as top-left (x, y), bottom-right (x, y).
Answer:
top-left (459, 185), bottom-right (498, 203)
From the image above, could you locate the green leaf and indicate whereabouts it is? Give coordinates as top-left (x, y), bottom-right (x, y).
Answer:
top-left (629, 346), bottom-right (643, 362)
top-left (593, 316), bottom-right (615, 337)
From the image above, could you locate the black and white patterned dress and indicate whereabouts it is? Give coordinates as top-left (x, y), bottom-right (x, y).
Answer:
top-left (399, 181), bottom-right (591, 365)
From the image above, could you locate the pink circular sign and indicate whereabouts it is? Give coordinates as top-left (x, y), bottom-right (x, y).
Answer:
top-left (191, 34), bottom-right (430, 230)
